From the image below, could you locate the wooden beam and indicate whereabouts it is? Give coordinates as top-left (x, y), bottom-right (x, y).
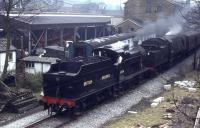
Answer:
top-left (28, 31), bottom-right (31, 53)
top-left (85, 27), bottom-right (87, 40)
top-left (45, 29), bottom-right (48, 47)
top-left (60, 29), bottom-right (64, 46)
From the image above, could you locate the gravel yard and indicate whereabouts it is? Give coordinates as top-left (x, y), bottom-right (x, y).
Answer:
top-left (1, 54), bottom-right (194, 128)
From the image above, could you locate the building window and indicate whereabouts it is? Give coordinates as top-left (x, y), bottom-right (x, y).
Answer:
top-left (118, 27), bottom-right (122, 33)
top-left (130, 28), bottom-right (135, 31)
top-left (26, 62), bottom-right (35, 68)
top-left (146, 0), bottom-right (152, 13)
top-left (8, 52), bottom-right (13, 61)
top-left (156, 1), bottom-right (162, 12)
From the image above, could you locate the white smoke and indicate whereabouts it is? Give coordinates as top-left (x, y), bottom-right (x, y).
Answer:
top-left (134, 3), bottom-right (193, 39)
top-left (165, 23), bottom-right (183, 35)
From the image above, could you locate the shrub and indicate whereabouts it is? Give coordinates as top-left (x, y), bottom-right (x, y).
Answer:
top-left (23, 73), bottom-right (43, 92)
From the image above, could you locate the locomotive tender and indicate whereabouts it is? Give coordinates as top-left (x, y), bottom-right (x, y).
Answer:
top-left (42, 31), bottom-right (200, 114)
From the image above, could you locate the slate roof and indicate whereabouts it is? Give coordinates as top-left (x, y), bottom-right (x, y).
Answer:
top-left (18, 14), bottom-right (111, 25)
top-left (22, 56), bottom-right (59, 63)
top-left (0, 38), bottom-right (16, 52)
top-left (0, 14), bottom-right (111, 30)
top-left (116, 19), bottom-right (143, 28)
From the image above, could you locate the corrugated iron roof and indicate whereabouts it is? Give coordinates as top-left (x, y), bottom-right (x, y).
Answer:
top-left (14, 14), bottom-right (112, 25)
top-left (0, 14), bottom-right (111, 30)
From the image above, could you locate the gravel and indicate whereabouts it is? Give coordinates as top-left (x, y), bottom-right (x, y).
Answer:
top-left (1, 110), bottom-right (49, 128)
top-left (1, 54), bottom-right (195, 128)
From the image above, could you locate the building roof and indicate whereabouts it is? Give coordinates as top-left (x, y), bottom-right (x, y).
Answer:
top-left (116, 19), bottom-right (143, 28)
top-left (0, 14), bottom-right (111, 30)
top-left (22, 56), bottom-right (59, 63)
top-left (165, 0), bottom-right (185, 7)
top-left (17, 14), bottom-right (111, 25)
top-left (0, 38), bottom-right (16, 52)
top-left (45, 45), bottom-right (64, 52)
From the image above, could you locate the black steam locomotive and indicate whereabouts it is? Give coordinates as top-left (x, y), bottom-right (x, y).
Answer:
top-left (42, 31), bottom-right (200, 114)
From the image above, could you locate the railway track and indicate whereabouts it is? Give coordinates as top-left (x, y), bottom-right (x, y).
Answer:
top-left (23, 112), bottom-right (72, 128)
top-left (24, 114), bottom-right (55, 128)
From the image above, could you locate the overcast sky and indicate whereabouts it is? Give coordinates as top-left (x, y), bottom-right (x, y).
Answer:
top-left (65, 0), bottom-right (190, 10)
top-left (65, 0), bottom-right (128, 9)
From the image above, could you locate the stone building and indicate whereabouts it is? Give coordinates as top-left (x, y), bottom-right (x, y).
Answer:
top-left (124, 0), bottom-right (180, 22)
top-left (116, 19), bottom-right (142, 33)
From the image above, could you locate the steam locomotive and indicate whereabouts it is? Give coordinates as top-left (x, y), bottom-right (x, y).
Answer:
top-left (42, 31), bottom-right (200, 114)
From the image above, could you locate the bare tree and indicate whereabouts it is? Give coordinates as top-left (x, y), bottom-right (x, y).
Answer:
top-left (0, 0), bottom-right (57, 98)
top-left (185, 0), bottom-right (200, 29)
top-left (0, 0), bottom-right (27, 97)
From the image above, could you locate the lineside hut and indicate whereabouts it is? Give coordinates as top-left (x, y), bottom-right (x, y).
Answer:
top-left (0, 38), bottom-right (16, 75)
top-left (0, 14), bottom-right (112, 54)
top-left (22, 56), bottom-right (59, 74)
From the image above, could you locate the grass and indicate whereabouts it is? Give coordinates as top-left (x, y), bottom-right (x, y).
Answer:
top-left (104, 87), bottom-right (200, 128)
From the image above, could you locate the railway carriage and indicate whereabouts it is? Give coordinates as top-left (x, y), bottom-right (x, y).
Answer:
top-left (141, 38), bottom-right (170, 69)
top-left (183, 31), bottom-right (200, 52)
top-left (164, 35), bottom-right (187, 63)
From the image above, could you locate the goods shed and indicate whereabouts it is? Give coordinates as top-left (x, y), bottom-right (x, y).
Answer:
top-left (0, 14), bottom-right (112, 53)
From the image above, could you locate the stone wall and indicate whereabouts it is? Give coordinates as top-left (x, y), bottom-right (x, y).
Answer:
top-left (124, 0), bottom-right (178, 22)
